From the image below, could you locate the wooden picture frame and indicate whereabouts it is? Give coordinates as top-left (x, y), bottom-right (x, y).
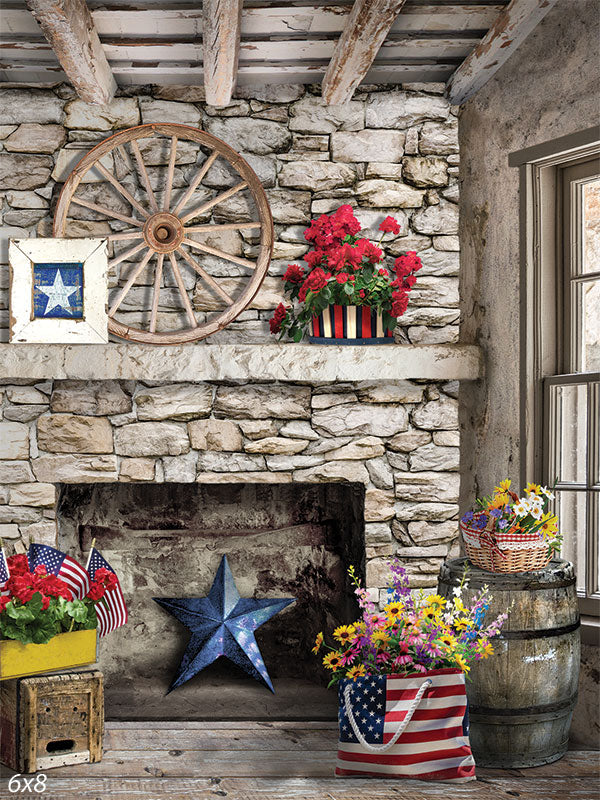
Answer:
top-left (9, 238), bottom-right (108, 343)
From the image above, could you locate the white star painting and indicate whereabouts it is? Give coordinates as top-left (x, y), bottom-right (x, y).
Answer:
top-left (37, 269), bottom-right (80, 316)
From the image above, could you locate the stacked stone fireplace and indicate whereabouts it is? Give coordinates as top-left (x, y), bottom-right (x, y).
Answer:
top-left (0, 375), bottom-right (462, 718)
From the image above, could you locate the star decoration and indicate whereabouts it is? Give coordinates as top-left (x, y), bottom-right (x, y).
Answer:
top-left (37, 268), bottom-right (79, 315)
top-left (154, 555), bottom-right (294, 693)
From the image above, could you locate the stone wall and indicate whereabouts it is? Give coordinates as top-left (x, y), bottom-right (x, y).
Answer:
top-left (0, 83), bottom-right (459, 344)
top-left (0, 377), bottom-right (460, 598)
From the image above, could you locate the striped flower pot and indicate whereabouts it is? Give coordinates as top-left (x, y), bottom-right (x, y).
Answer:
top-left (308, 305), bottom-right (394, 345)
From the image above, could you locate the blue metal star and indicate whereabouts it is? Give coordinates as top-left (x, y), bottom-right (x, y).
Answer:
top-left (153, 555), bottom-right (294, 693)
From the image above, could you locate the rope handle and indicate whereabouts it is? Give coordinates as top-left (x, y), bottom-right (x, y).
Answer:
top-left (342, 678), bottom-right (433, 753)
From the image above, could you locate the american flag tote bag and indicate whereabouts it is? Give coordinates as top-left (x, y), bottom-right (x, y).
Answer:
top-left (336, 668), bottom-right (476, 782)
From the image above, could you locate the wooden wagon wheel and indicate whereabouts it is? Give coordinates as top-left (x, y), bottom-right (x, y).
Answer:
top-left (53, 123), bottom-right (273, 344)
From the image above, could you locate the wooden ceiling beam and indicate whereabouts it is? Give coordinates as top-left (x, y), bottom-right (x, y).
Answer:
top-left (25, 0), bottom-right (116, 105)
top-left (202, 0), bottom-right (244, 107)
top-left (321, 0), bottom-right (408, 105)
top-left (446, 0), bottom-right (560, 105)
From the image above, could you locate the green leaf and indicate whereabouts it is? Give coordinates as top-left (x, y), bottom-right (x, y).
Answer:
top-left (6, 602), bottom-right (35, 623)
top-left (66, 600), bottom-right (89, 623)
top-left (343, 282), bottom-right (354, 296)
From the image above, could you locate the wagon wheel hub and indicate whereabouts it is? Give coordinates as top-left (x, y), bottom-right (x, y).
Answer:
top-left (143, 212), bottom-right (184, 253)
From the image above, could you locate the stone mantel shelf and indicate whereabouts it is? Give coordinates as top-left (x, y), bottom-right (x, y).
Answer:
top-left (0, 343), bottom-right (482, 383)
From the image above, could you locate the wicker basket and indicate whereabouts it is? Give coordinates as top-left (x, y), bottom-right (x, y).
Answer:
top-left (460, 520), bottom-right (552, 573)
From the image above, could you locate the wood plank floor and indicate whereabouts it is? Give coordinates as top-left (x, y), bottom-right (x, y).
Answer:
top-left (1, 722), bottom-right (598, 800)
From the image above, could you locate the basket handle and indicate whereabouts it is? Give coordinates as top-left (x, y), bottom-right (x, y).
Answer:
top-left (342, 678), bottom-right (433, 753)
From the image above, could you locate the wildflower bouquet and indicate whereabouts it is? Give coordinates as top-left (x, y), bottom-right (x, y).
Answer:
top-left (269, 205), bottom-right (422, 342)
top-left (460, 479), bottom-right (561, 573)
top-left (0, 552), bottom-right (115, 645)
top-left (313, 560), bottom-right (507, 687)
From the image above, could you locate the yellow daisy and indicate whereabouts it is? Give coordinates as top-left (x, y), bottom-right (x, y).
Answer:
top-left (454, 617), bottom-right (473, 632)
top-left (346, 664), bottom-right (367, 681)
top-left (421, 607), bottom-right (440, 623)
top-left (384, 600), bottom-right (404, 619)
top-left (488, 492), bottom-right (510, 509)
top-left (425, 594), bottom-right (446, 611)
top-left (312, 632), bottom-right (324, 654)
top-left (477, 640), bottom-right (494, 659)
top-left (438, 633), bottom-right (457, 651)
top-left (323, 651), bottom-right (343, 671)
top-left (494, 479), bottom-right (512, 494)
top-left (525, 482), bottom-right (542, 496)
top-left (455, 653), bottom-right (470, 673)
top-left (372, 629), bottom-right (390, 647)
top-left (333, 624), bottom-right (356, 644)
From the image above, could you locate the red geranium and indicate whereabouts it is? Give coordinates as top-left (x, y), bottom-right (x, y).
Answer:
top-left (282, 263), bottom-right (305, 284)
top-left (7, 554), bottom-right (29, 576)
top-left (394, 251), bottom-right (422, 276)
top-left (269, 302), bottom-right (289, 334)
top-left (336, 273), bottom-right (349, 284)
top-left (86, 581), bottom-right (106, 602)
top-left (391, 289), bottom-right (409, 318)
top-left (379, 216), bottom-right (401, 235)
top-left (299, 267), bottom-right (328, 301)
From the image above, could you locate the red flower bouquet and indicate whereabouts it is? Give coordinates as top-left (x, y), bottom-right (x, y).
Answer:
top-left (269, 206), bottom-right (423, 343)
top-left (0, 553), bottom-right (115, 645)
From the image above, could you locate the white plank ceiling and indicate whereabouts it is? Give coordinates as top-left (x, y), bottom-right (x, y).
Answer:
top-left (0, 1), bottom-right (508, 89)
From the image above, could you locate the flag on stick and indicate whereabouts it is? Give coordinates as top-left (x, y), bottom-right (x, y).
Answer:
top-left (86, 547), bottom-right (128, 637)
top-left (0, 542), bottom-right (10, 596)
top-left (28, 543), bottom-right (89, 600)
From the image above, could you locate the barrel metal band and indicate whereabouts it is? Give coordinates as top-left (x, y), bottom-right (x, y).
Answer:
top-left (499, 619), bottom-right (580, 640)
top-left (469, 693), bottom-right (578, 717)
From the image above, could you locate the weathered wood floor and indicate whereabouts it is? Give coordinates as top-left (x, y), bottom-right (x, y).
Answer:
top-left (1, 721), bottom-right (598, 800)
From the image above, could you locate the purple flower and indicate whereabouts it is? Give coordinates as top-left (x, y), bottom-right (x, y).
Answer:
top-left (462, 511), bottom-right (475, 524)
top-left (497, 519), bottom-right (509, 530)
top-left (474, 514), bottom-right (488, 530)
top-left (489, 508), bottom-right (502, 518)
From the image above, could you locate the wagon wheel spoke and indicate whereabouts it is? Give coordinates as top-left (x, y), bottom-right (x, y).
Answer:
top-left (70, 196), bottom-right (143, 228)
top-left (182, 237), bottom-right (256, 270)
top-left (163, 136), bottom-right (178, 212)
top-left (53, 123), bottom-right (273, 344)
top-left (185, 222), bottom-right (261, 234)
top-left (173, 150), bottom-right (219, 216)
top-left (130, 139), bottom-right (160, 213)
top-left (108, 230), bottom-right (145, 242)
top-left (94, 161), bottom-right (150, 219)
top-left (109, 248), bottom-right (154, 317)
top-left (177, 246), bottom-right (234, 306)
top-left (168, 252), bottom-right (198, 328)
top-left (180, 180), bottom-right (248, 225)
top-left (109, 241), bottom-right (147, 270)
top-left (150, 253), bottom-right (165, 334)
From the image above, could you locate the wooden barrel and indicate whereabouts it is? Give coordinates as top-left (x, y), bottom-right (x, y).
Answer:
top-left (437, 558), bottom-right (580, 768)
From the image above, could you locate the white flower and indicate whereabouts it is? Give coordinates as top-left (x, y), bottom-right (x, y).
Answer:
top-left (530, 506), bottom-right (543, 520)
top-left (513, 501), bottom-right (528, 516)
top-left (452, 586), bottom-right (462, 597)
top-left (541, 487), bottom-right (555, 500)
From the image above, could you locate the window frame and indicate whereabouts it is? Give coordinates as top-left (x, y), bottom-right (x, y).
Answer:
top-left (511, 127), bottom-right (600, 642)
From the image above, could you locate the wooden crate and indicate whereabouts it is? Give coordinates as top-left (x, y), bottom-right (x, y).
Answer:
top-left (0, 670), bottom-right (103, 773)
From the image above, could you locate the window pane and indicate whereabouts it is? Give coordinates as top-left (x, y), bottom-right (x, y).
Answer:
top-left (581, 279), bottom-right (600, 371)
top-left (582, 178), bottom-right (600, 275)
top-left (555, 383), bottom-right (587, 483)
top-left (556, 490), bottom-right (587, 593)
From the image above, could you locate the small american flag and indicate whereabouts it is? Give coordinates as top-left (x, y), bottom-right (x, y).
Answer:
top-left (0, 546), bottom-right (10, 596)
top-left (28, 543), bottom-right (89, 600)
top-left (86, 547), bottom-right (127, 637)
top-left (336, 668), bottom-right (475, 782)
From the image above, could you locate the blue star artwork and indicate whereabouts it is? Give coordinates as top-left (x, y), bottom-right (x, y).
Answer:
top-left (154, 555), bottom-right (294, 694)
top-left (33, 262), bottom-right (84, 319)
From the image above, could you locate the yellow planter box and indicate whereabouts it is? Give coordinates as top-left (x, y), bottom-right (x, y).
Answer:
top-left (0, 629), bottom-right (97, 681)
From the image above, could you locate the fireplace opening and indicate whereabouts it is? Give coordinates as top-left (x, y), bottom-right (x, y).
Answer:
top-left (57, 482), bottom-right (365, 721)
